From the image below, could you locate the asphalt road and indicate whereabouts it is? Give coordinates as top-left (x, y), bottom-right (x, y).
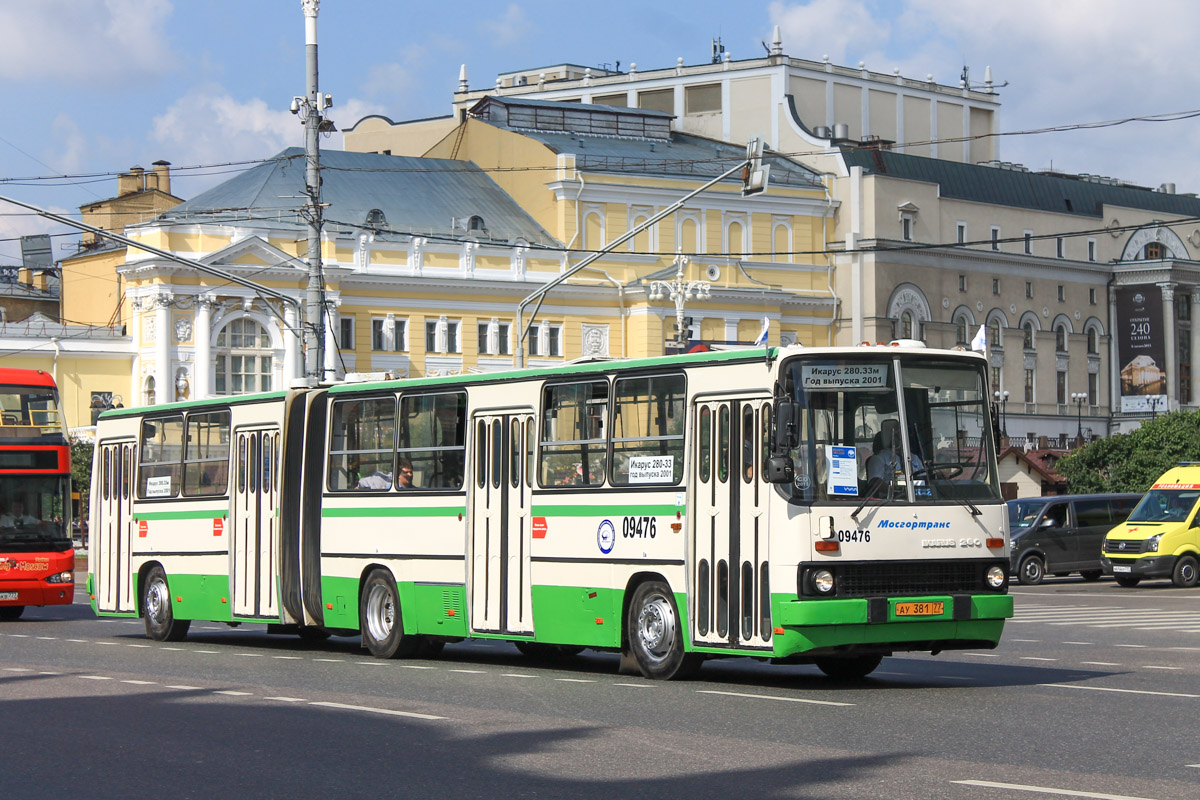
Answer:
top-left (1, 569), bottom-right (1198, 800)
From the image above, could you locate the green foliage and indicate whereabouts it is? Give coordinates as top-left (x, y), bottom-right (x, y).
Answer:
top-left (1058, 410), bottom-right (1200, 493)
top-left (70, 436), bottom-right (94, 522)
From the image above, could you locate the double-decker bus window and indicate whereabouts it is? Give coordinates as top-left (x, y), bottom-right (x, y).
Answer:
top-left (399, 392), bottom-right (466, 490)
top-left (137, 415), bottom-right (183, 498)
top-left (540, 381), bottom-right (607, 487)
top-left (0, 386), bottom-right (67, 444)
top-left (611, 374), bottom-right (685, 485)
top-left (328, 397), bottom-right (396, 491)
top-left (182, 411), bottom-right (230, 496)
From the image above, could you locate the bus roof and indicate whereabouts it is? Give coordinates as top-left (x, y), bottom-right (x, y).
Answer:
top-left (0, 368), bottom-right (57, 388)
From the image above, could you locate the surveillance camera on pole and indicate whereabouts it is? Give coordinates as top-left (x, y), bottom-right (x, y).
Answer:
top-left (741, 136), bottom-right (771, 197)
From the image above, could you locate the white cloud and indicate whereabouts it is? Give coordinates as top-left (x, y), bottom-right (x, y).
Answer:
top-left (149, 84), bottom-right (300, 170)
top-left (768, 0), bottom-right (890, 64)
top-left (0, 0), bottom-right (176, 85)
top-left (480, 4), bottom-right (532, 46)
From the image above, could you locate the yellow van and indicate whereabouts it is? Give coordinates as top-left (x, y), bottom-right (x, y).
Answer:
top-left (1101, 463), bottom-right (1200, 587)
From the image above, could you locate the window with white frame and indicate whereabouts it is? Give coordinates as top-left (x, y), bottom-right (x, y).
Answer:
top-left (424, 317), bottom-right (460, 354)
top-left (1023, 230), bottom-right (1033, 255)
top-left (1056, 237), bottom-right (1065, 258)
top-left (528, 321), bottom-right (563, 357)
top-left (371, 317), bottom-right (406, 351)
top-left (214, 317), bottom-right (273, 395)
top-left (339, 317), bottom-right (355, 351)
top-left (956, 222), bottom-right (966, 244)
top-left (991, 226), bottom-right (1000, 251)
top-left (477, 319), bottom-right (512, 356)
top-left (1087, 238), bottom-right (1097, 262)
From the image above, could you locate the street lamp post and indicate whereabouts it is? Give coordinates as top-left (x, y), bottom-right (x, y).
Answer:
top-left (1071, 391), bottom-right (1087, 441)
top-left (1149, 396), bottom-right (1161, 419)
top-left (994, 389), bottom-right (1009, 437)
top-left (649, 250), bottom-right (710, 350)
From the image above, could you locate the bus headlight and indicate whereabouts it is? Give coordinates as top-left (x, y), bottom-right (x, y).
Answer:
top-left (811, 569), bottom-right (835, 595)
top-left (985, 565), bottom-right (1006, 589)
top-left (1146, 534), bottom-right (1162, 553)
top-left (45, 571), bottom-right (73, 584)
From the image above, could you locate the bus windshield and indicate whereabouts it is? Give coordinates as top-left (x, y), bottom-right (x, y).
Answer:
top-left (0, 386), bottom-right (67, 445)
top-left (0, 475), bottom-right (70, 550)
top-left (779, 355), bottom-right (1000, 504)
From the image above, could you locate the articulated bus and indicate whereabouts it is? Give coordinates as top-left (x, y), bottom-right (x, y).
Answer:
top-left (0, 368), bottom-right (74, 620)
top-left (89, 344), bottom-right (1012, 679)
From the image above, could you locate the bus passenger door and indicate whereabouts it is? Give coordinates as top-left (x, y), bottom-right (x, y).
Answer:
top-left (231, 427), bottom-right (280, 619)
top-left (690, 397), bottom-right (772, 651)
top-left (469, 412), bottom-right (534, 636)
top-left (95, 440), bottom-right (135, 613)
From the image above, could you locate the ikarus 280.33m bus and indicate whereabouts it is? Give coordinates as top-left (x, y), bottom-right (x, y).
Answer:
top-left (89, 343), bottom-right (1012, 680)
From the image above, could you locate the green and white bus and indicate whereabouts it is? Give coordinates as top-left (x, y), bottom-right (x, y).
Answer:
top-left (89, 344), bottom-right (1013, 680)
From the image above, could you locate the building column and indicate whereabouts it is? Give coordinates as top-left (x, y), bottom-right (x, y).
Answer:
top-left (154, 292), bottom-right (173, 406)
top-left (129, 297), bottom-right (143, 408)
top-left (194, 295), bottom-right (214, 400)
top-left (1108, 284), bottom-right (1121, 416)
top-left (1160, 282), bottom-right (1177, 411)
top-left (1191, 293), bottom-right (1200, 407)
top-left (283, 304), bottom-right (299, 385)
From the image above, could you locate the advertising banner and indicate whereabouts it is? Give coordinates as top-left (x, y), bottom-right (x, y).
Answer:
top-left (1115, 285), bottom-right (1167, 413)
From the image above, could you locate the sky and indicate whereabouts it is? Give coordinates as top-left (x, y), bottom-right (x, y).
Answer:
top-left (3, 0), bottom-right (1200, 265)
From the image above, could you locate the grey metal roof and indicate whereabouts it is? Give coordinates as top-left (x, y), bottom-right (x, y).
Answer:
top-left (153, 148), bottom-right (559, 246)
top-left (841, 147), bottom-right (1200, 219)
top-left (475, 95), bottom-right (674, 118)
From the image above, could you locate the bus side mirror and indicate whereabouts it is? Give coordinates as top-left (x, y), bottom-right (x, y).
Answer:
top-left (773, 398), bottom-right (798, 452)
top-left (765, 456), bottom-right (793, 484)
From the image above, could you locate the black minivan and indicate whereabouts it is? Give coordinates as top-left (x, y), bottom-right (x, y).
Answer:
top-left (1008, 494), bottom-right (1142, 585)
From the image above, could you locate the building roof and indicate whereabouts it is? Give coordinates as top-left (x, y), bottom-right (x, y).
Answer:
top-left (153, 148), bottom-right (559, 246)
top-left (841, 147), bottom-right (1200, 219)
top-left (472, 96), bottom-right (823, 189)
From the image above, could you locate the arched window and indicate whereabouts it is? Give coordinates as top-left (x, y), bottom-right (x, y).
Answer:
top-left (144, 376), bottom-right (156, 406)
top-left (989, 318), bottom-right (1003, 349)
top-left (772, 224), bottom-right (791, 263)
top-left (679, 217), bottom-right (699, 253)
top-left (1023, 321), bottom-right (1036, 350)
top-left (215, 317), bottom-right (273, 395)
top-left (955, 316), bottom-right (968, 345)
top-left (630, 214), bottom-right (650, 253)
top-left (900, 310), bottom-right (916, 340)
top-left (584, 212), bottom-right (604, 250)
top-left (1055, 324), bottom-right (1067, 352)
top-left (727, 221), bottom-right (744, 256)
top-left (1087, 328), bottom-right (1099, 354)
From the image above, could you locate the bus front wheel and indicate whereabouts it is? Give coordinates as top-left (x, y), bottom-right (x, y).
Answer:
top-left (360, 570), bottom-right (419, 659)
top-left (143, 566), bottom-right (190, 642)
top-left (626, 580), bottom-right (701, 680)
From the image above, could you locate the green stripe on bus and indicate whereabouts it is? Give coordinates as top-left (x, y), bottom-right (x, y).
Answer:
top-left (322, 506), bottom-right (465, 518)
top-left (134, 510), bottom-right (227, 521)
top-left (532, 504), bottom-right (683, 517)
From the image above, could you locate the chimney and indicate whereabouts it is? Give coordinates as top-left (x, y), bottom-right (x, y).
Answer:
top-left (150, 160), bottom-right (171, 195)
top-left (32, 271), bottom-right (47, 291)
top-left (118, 165), bottom-right (145, 196)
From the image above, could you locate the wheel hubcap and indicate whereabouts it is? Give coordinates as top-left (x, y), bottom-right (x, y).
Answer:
top-left (146, 579), bottom-right (168, 624)
top-left (636, 593), bottom-right (676, 664)
top-left (365, 584), bottom-right (394, 642)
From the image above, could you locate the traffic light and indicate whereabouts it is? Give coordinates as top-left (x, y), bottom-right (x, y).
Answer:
top-left (741, 137), bottom-right (771, 197)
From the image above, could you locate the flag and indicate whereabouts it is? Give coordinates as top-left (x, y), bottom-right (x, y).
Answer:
top-left (970, 324), bottom-right (987, 352)
top-left (753, 316), bottom-right (770, 346)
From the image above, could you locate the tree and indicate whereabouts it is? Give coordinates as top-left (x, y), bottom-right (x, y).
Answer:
top-left (70, 436), bottom-right (94, 527)
top-left (1058, 410), bottom-right (1200, 493)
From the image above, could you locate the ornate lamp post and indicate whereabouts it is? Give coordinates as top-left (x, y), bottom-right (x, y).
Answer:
top-left (649, 250), bottom-right (710, 349)
top-left (994, 389), bottom-right (1009, 437)
top-left (1071, 391), bottom-right (1087, 441)
top-left (1149, 395), bottom-right (1161, 419)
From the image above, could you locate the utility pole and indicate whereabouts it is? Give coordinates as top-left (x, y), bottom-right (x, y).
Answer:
top-left (294, 0), bottom-right (330, 381)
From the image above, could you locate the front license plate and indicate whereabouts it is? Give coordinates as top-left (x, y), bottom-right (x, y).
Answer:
top-left (1112, 565), bottom-right (1132, 573)
top-left (895, 601), bottom-right (944, 616)
top-left (0, 592), bottom-right (17, 600)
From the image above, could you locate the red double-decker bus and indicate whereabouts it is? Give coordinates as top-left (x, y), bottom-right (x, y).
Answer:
top-left (0, 368), bottom-right (73, 620)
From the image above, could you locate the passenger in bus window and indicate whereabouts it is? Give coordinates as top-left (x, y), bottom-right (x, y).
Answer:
top-left (397, 458), bottom-right (415, 489)
top-left (1, 500), bottom-right (40, 526)
top-left (356, 469), bottom-right (393, 491)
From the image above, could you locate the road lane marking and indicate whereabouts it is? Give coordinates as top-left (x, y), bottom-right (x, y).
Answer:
top-left (166, 685), bottom-right (200, 690)
top-left (272, 656), bottom-right (302, 660)
top-left (614, 682), bottom-right (650, 688)
top-left (36, 636), bottom-right (58, 640)
top-left (555, 678), bottom-right (596, 683)
top-left (127, 644), bottom-right (150, 648)
top-left (1081, 661), bottom-right (1120, 666)
top-left (448, 669), bottom-right (486, 674)
top-left (962, 652), bottom-right (999, 657)
top-left (38, 671), bottom-right (61, 675)
top-left (121, 680), bottom-right (157, 685)
top-left (1040, 683), bottom-right (1199, 698)
top-left (1020, 657), bottom-right (1057, 661)
top-left (3, 667), bottom-right (32, 672)
top-left (160, 647), bottom-right (184, 651)
top-left (952, 779), bottom-right (1161, 799)
top-left (193, 650), bottom-right (218, 654)
top-left (1113, 644), bottom-right (1147, 648)
top-left (236, 653), bottom-right (264, 658)
top-left (1144, 665), bottom-right (1182, 670)
top-left (502, 673), bottom-right (538, 679)
top-left (313, 658), bottom-right (344, 663)
top-left (1063, 641), bottom-right (1092, 645)
top-left (697, 689), bottom-right (853, 707)
top-left (79, 675), bottom-right (112, 681)
top-left (398, 664), bottom-right (436, 670)
top-left (265, 696), bottom-right (306, 702)
top-left (309, 701), bottom-right (446, 720)
top-left (94, 642), bottom-right (118, 646)
top-left (66, 639), bottom-right (86, 643)
top-left (215, 690), bottom-right (253, 696)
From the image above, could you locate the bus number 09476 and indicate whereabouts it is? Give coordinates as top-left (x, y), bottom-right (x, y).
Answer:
top-left (623, 516), bottom-right (657, 538)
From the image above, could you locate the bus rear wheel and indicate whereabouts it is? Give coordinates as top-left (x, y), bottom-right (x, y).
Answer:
top-left (814, 654), bottom-right (883, 680)
top-left (0, 605), bottom-right (24, 621)
top-left (143, 566), bottom-right (190, 642)
top-left (360, 570), bottom-right (419, 659)
top-left (626, 580), bottom-right (701, 680)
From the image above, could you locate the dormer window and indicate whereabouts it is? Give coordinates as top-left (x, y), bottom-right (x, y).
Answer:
top-left (897, 202), bottom-right (918, 242)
